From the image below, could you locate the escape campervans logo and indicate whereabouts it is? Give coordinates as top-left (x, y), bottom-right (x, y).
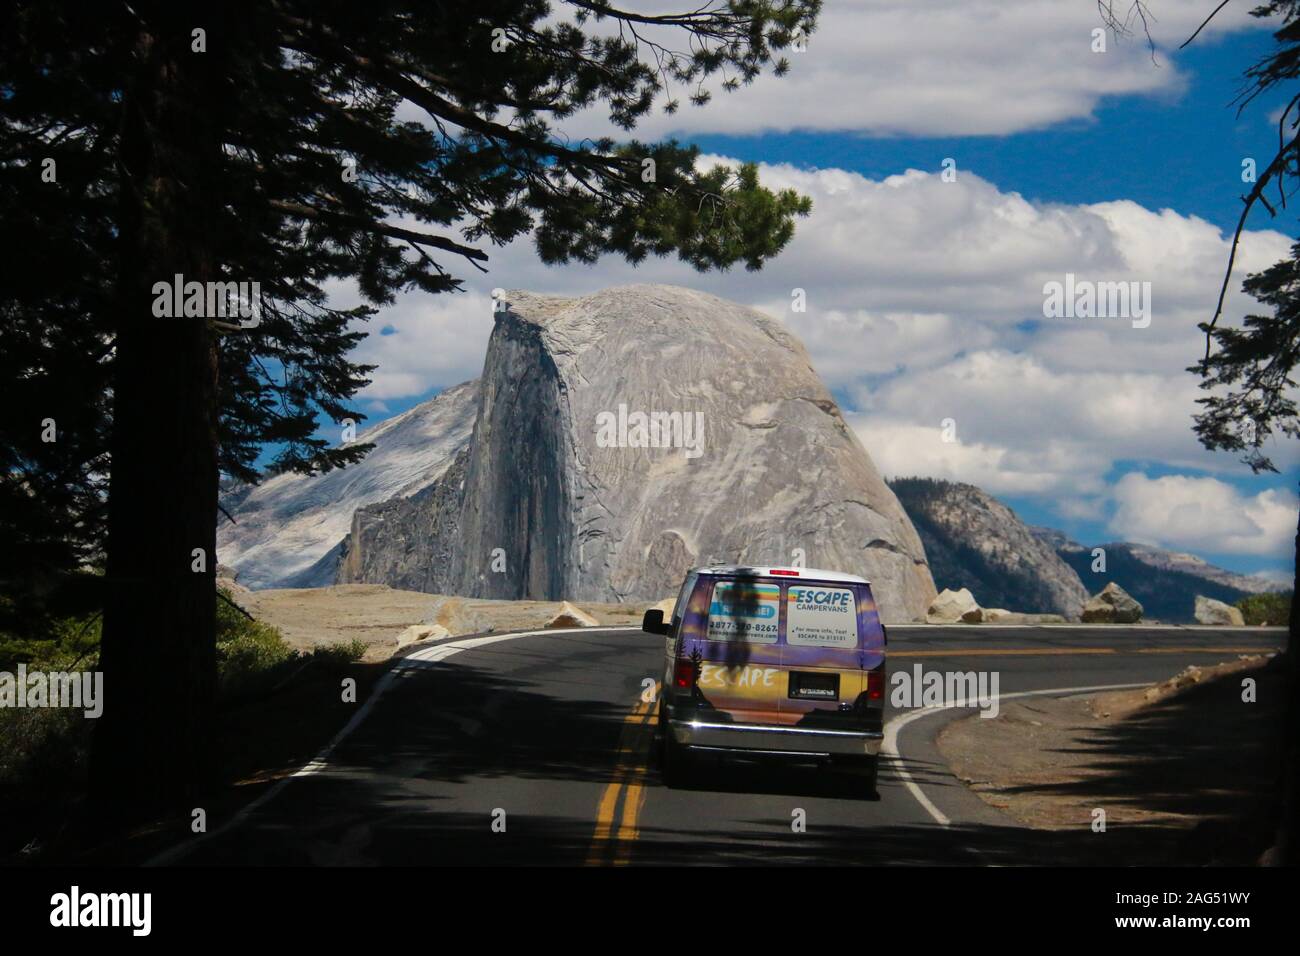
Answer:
top-left (595, 403), bottom-right (704, 459)
top-left (151, 273), bottom-right (262, 327)
top-left (1042, 273), bottom-right (1151, 329)
top-left (789, 587), bottom-right (853, 611)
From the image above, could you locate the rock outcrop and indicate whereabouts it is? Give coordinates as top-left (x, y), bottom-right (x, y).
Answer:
top-left (218, 379), bottom-right (479, 588)
top-left (891, 478), bottom-right (1088, 619)
top-left (396, 623), bottom-right (451, 648)
top-left (546, 602), bottom-right (600, 628)
top-left (926, 587), bottom-right (980, 624)
top-left (1194, 595), bottom-right (1245, 626)
top-left (340, 285), bottom-right (936, 622)
top-left (1081, 582), bottom-right (1144, 623)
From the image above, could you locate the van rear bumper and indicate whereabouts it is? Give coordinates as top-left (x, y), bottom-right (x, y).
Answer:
top-left (668, 718), bottom-right (883, 757)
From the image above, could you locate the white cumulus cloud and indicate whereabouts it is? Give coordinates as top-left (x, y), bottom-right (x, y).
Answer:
top-left (1109, 473), bottom-right (1297, 556)
top-left (554, 0), bottom-right (1264, 138)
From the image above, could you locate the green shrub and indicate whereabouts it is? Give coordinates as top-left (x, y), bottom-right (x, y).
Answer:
top-left (0, 706), bottom-right (91, 802)
top-left (0, 612), bottom-right (102, 673)
top-left (1235, 591), bottom-right (1293, 626)
top-left (309, 639), bottom-right (368, 671)
top-left (214, 587), bottom-right (298, 698)
top-left (213, 591), bottom-right (367, 698)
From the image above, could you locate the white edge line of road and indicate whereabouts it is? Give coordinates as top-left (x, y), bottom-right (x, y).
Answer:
top-left (145, 625), bottom-right (637, 866)
top-left (881, 682), bottom-right (1152, 830)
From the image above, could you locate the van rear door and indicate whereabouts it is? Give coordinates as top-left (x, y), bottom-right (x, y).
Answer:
top-left (778, 581), bottom-right (875, 722)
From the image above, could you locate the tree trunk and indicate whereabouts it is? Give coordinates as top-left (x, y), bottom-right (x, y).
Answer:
top-left (1280, 496), bottom-right (1300, 863)
top-left (89, 16), bottom-right (224, 831)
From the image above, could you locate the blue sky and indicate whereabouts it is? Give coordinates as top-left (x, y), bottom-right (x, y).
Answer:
top-left (285, 3), bottom-right (1299, 584)
top-left (689, 29), bottom-right (1284, 239)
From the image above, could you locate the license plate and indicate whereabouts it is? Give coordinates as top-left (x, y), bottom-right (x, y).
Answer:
top-left (788, 671), bottom-right (839, 701)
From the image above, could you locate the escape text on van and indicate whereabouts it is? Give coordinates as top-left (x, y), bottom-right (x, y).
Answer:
top-left (790, 587), bottom-right (852, 611)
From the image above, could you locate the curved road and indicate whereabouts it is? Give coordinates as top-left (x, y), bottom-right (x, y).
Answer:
top-left (165, 624), bottom-right (1283, 866)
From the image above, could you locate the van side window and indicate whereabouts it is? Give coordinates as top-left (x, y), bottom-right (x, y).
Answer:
top-left (671, 573), bottom-right (698, 623)
top-left (704, 578), bottom-right (780, 644)
top-left (785, 584), bottom-right (859, 647)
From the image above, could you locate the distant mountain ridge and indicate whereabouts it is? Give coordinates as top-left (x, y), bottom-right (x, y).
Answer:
top-left (217, 379), bottom-right (479, 587)
top-left (889, 479), bottom-right (1283, 623)
top-left (1040, 532), bottom-right (1282, 596)
top-left (889, 478), bottom-right (1089, 617)
top-left (1030, 530), bottom-right (1281, 623)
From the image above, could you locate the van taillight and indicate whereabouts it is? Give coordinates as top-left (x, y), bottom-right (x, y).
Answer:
top-left (673, 659), bottom-right (697, 689)
top-left (867, 665), bottom-right (885, 701)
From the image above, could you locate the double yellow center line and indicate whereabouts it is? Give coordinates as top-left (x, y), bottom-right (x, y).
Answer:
top-left (586, 684), bottom-right (659, 866)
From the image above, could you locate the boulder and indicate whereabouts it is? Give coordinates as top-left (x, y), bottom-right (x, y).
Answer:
top-left (927, 588), bottom-right (980, 624)
top-left (545, 601), bottom-right (600, 628)
top-left (1194, 595), bottom-right (1245, 626)
top-left (1081, 582), bottom-right (1143, 623)
top-left (396, 623), bottom-right (451, 649)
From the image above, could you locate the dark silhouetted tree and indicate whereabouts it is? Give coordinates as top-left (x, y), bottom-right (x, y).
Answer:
top-left (0, 0), bottom-right (818, 829)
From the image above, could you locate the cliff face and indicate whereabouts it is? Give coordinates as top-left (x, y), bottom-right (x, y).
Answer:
top-left (890, 478), bottom-right (1089, 618)
top-left (217, 379), bottom-right (479, 587)
top-left (340, 284), bottom-right (937, 622)
top-left (336, 444), bottom-right (471, 593)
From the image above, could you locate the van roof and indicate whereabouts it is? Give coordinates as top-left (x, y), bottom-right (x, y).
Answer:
top-left (693, 564), bottom-right (870, 585)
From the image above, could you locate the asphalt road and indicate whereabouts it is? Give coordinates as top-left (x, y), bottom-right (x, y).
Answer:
top-left (164, 624), bottom-right (1284, 866)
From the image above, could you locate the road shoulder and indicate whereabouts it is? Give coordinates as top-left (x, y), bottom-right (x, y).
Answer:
top-left (935, 655), bottom-right (1283, 864)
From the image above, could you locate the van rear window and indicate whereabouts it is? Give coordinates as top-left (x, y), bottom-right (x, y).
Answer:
top-left (786, 585), bottom-right (859, 647)
top-left (705, 580), bottom-right (780, 643)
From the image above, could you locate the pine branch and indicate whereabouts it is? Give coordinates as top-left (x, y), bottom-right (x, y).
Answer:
top-left (267, 198), bottom-right (489, 265)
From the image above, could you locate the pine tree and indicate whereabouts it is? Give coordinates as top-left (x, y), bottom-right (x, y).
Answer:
top-left (1, 0), bottom-right (818, 828)
top-left (1179, 0), bottom-right (1300, 865)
